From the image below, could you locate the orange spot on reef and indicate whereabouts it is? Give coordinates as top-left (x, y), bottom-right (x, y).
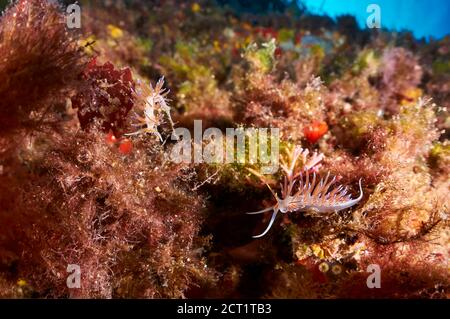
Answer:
top-left (119, 139), bottom-right (133, 155)
top-left (303, 121), bottom-right (328, 144)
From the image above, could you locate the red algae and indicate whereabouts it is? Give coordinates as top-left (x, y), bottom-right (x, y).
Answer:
top-left (0, 0), bottom-right (448, 300)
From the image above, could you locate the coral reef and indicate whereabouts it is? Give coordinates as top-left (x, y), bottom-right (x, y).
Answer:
top-left (0, 0), bottom-right (448, 299)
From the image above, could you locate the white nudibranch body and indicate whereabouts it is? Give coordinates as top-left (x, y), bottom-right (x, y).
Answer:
top-left (125, 76), bottom-right (174, 141)
top-left (247, 146), bottom-right (364, 238)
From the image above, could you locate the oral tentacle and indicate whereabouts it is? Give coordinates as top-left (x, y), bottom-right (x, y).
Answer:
top-left (246, 206), bottom-right (275, 215)
top-left (252, 209), bottom-right (278, 238)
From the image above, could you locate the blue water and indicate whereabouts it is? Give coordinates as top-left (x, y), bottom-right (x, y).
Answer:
top-left (300, 0), bottom-right (450, 39)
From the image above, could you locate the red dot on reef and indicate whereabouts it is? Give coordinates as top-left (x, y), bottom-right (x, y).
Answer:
top-left (232, 46), bottom-right (240, 58)
top-left (106, 131), bottom-right (118, 145)
top-left (303, 121), bottom-right (328, 144)
top-left (295, 259), bottom-right (307, 266)
top-left (311, 263), bottom-right (329, 284)
top-left (275, 47), bottom-right (283, 58)
top-left (119, 139), bottom-right (133, 154)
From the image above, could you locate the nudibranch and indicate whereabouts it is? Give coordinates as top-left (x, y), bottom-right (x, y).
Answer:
top-left (247, 146), bottom-right (364, 238)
